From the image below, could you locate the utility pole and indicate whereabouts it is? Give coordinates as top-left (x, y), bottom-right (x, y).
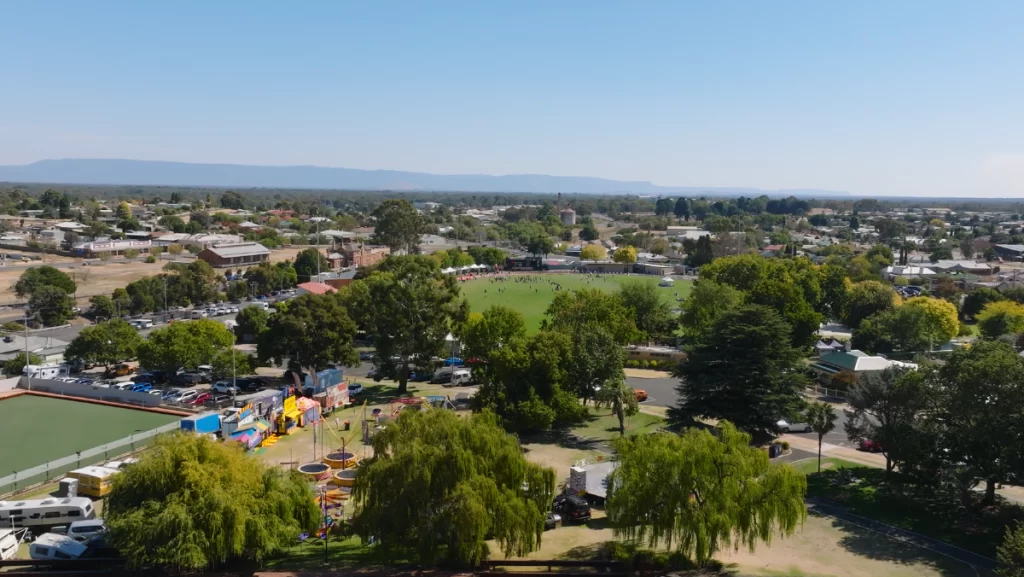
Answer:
top-left (23, 310), bottom-right (31, 391)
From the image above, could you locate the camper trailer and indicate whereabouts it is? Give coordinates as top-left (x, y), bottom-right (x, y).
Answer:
top-left (22, 364), bottom-right (62, 380)
top-left (0, 497), bottom-right (95, 529)
top-left (29, 533), bottom-right (87, 561)
top-left (64, 467), bottom-right (120, 498)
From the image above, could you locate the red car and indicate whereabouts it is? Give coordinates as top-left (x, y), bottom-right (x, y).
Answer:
top-left (189, 392), bottom-right (211, 405)
top-left (859, 438), bottom-right (883, 453)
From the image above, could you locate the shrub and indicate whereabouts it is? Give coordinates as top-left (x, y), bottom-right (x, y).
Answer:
top-left (781, 440), bottom-right (790, 451)
top-left (124, 249), bottom-right (140, 259)
top-left (2, 321), bottom-right (26, 332)
top-left (144, 255), bottom-right (157, 264)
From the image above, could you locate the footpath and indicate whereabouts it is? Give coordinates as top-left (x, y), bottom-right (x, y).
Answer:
top-left (781, 434), bottom-right (887, 468)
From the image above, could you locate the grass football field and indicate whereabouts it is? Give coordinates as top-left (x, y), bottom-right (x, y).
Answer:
top-left (459, 274), bottom-right (691, 333)
top-left (0, 395), bottom-right (180, 473)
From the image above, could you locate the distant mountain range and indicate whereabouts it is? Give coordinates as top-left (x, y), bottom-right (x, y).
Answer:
top-left (0, 158), bottom-right (849, 197)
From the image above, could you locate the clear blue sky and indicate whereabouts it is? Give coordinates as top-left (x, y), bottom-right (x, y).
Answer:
top-left (2, 1), bottom-right (1023, 197)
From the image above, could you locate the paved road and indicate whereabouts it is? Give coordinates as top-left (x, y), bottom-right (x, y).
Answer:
top-left (628, 373), bottom-right (858, 447)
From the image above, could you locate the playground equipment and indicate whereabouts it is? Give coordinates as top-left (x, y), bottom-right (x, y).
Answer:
top-left (324, 487), bottom-right (351, 503)
top-left (362, 397), bottom-right (432, 444)
top-left (331, 468), bottom-right (358, 487)
top-left (323, 451), bottom-right (357, 469)
top-left (297, 462), bottom-right (331, 481)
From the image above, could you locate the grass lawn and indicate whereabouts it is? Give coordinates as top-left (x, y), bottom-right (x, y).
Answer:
top-left (806, 465), bottom-right (1020, 558)
top-left (0, 395), bottom-right (179, 474)
top-left (569, 408), bottom-right (666, 442)
top-left (790, 457), bottom-right (867, 476)
top-left (267, 534), bottom-right (410, 570)
top-left (460, 274), bottom-right (691, 333)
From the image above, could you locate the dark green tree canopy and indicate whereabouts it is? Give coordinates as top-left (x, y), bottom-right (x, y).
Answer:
top-left (15, 265), bottom-right (77, 298)
top-left (235, 304), bottom-right (270, 341)
top-left (29, 285), bottom-right (73, 327)
top-left (370, 199), bottom-right (423, 254)
top-left (292, 247), bottom-right (330, 283)
top-left (106, 433), bottom-right (319, 570)
top-left (844, 367), bottom-right (930, 475)
top-left (844, 280), bottom-right (899, 329)
top-left (353, 410), bottom-right (555, 567)
top-left (66, 319), bottom-right (143, 367)
top-left (679, 279), bottom-right (743, 338)
top-left (542, 288), bottom-right (639, 345)
top-left (671, 304), bottom-right (807, 435)
top-left (259, 293), bottom-right (358, 372)
top-left (616, 280), bottom-right (675, 343)
top-left (138, 319), bottom-right (235, 374)
top-left (345, 255), bottom-right (468, 394)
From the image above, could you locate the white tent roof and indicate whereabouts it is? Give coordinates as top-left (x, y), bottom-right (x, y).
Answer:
top-left (442, 267), bottom-right (456, 273)
top-left (660, 276), bottom-right (675, 283)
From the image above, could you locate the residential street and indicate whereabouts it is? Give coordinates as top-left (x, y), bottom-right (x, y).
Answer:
top-left (626, 370), bottom-right (858, 448)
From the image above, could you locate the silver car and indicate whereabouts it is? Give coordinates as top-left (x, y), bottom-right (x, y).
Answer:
top-left (776, 419), bottom-right (812, 433)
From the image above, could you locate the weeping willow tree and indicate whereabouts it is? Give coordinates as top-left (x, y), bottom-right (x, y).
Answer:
top-left (106, 432), bottom-right (319, 570)
top-left (606, 422), bottom-right (807, 567)
top-left (352, 409), bottom-right (555, 567)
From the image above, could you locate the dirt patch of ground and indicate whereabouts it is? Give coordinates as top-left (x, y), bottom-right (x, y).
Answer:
top-left (623, 368), bottom-right (672, 379)
top-left (0, 246), bottom-right (312, 308)
top-left (499, 511), bottom-right (977, 577)
top-left (521, 443), bottom-right (604, 485)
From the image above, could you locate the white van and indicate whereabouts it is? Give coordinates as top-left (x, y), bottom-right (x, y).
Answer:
top-left (189, 310), bottom-right (207, 320)
top-left (65, 519), bottom-right (107, 542)
top-left (442, 369), bottom-right (472, 387)
top-left (131, 319), bottom-right (153, 329)
top-left (29, 533), bottom-right (87, 561)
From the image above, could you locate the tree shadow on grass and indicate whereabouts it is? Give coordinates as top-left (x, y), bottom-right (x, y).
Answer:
top-left (522, 428), bottom-right (608, 452)
top-left (811, 510), bottom-right (981, 577)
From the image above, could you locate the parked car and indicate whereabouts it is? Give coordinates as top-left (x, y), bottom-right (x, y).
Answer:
top-left (65, 519), bottom-right (107, 543)
top-left (196, 365), bottom-right (213, 382)
top-left (133, 372), bottom-right (167, 385)
top-left (103, 364), bottom-right (132, 378)
top-left (358, 350), bottom-right (375, 361)
top-left (348, 383), bottom-right (363, 396)
top-left (174, 389), bottom-right (200, 404)
top-left (552, 495), bottom-right (591, 523)
top-left (211, 381), bottom-right (240, 394)
top-left (130, 383), bottom-right (153, 393)
top-left (442, 357), bottom-right (464, 367)
top-left (205, 394), bottom-right (232, 407)
top-left (776, 419), bottom-right (812, 433)
top-left (189, 392), bottom-right (212, 405)
top-left (161, 388), bottom-right (182, 400)
top-left (171, 372), bottom-right (204, 387)
top-left (634, 388), bottom-right (648, 402)
top-left (859, 438), bottom-right (883, 453)
top-left (111, 382), bottom-right (135, 391)
top-left (235, 377), bottom-right (269, 392)
top-left (544, 512), bottom-right (562, 531)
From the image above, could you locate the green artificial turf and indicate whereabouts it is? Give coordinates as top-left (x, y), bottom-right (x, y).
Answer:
top-left (460, 274), bottom-right (690, 333)
top-left (0, 395), bottom-right (179, 474)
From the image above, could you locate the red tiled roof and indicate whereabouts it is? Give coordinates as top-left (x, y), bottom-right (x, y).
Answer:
top-left (296, 282), bottom-right (337, 295)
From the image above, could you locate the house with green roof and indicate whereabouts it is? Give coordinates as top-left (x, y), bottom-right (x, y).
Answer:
top-left (811, 349), bottom-right (917, 381)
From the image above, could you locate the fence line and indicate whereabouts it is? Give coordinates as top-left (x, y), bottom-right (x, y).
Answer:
top-left (805, 384), bottom-right (847, 402)
top-left (0, 421), bottom-right (179, 496)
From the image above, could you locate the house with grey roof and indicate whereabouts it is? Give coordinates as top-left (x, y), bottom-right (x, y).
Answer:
top-left (0, 334), bottom-right (70, 366)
